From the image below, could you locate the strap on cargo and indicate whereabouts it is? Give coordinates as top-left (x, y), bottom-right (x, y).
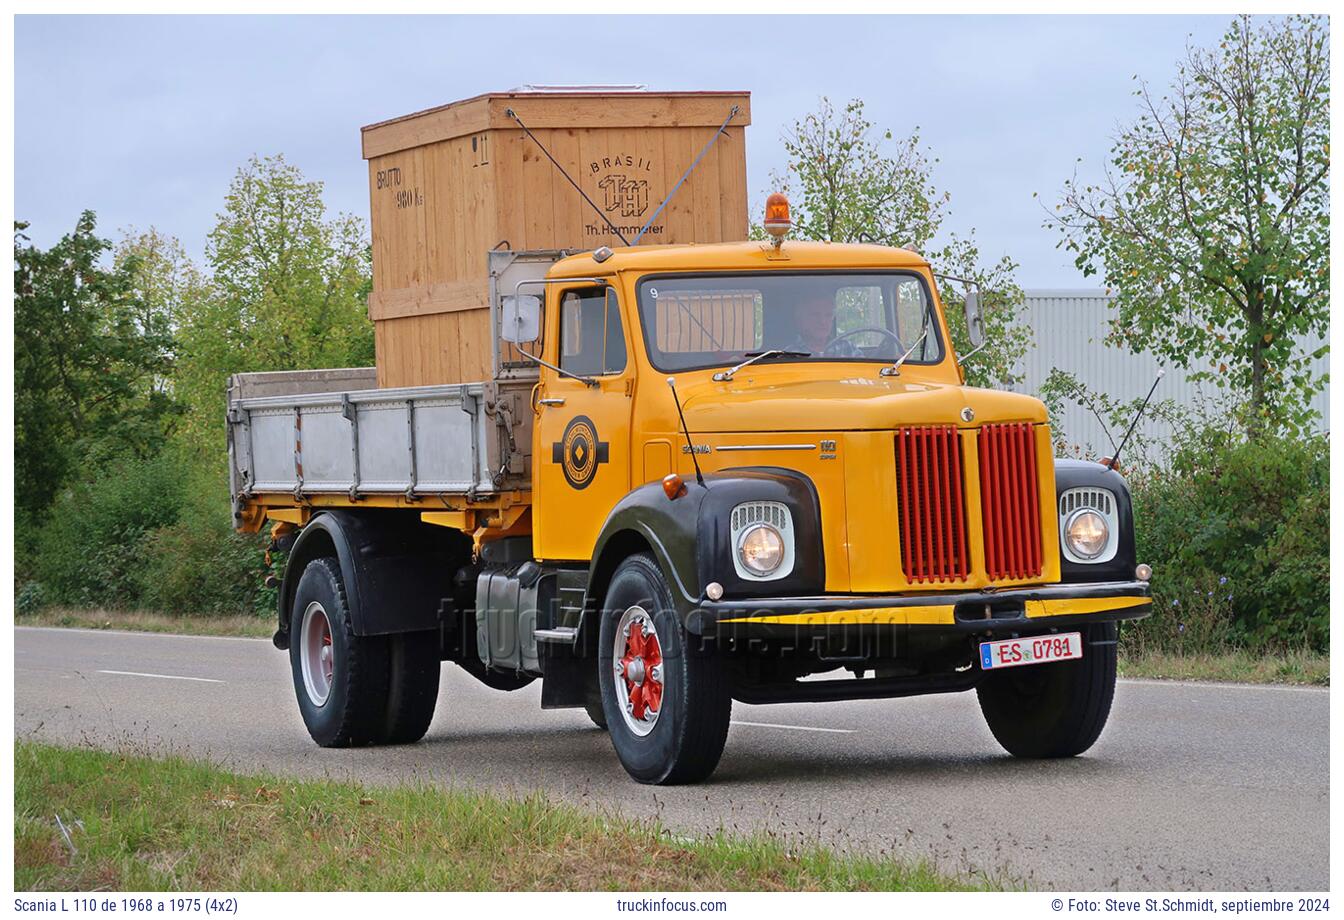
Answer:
top-left (505, 108), bottom-right (631, 246)
top-left (631, 104), bottom-right (741, 245)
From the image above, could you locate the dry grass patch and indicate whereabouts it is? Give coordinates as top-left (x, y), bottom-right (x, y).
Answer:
top-left (16, 608), bottom-right (273, 639)
top-left (1119, 648), bottom-right (1328, 686)
top-left (14, 742), bottom-right (986, 892)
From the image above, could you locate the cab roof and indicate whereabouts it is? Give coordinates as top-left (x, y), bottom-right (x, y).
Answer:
top-left (548, 240), bottom-right (931, 277)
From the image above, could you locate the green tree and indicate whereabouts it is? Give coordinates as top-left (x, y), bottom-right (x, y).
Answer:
top-left (774, 97), bottom-right (947, 250)
top-left (764, 97), bottom-right (1029, 387)
top-left (933, 237), bottom-right (1031, 388)
top-left (115, 226), bottom-right (206, 335)
top-left (14, 213), bottom-right (178, 525)
top-left (1050, 15), bottom-right (1329, 435)
top-left (176, 154), bottom-right (374, 456)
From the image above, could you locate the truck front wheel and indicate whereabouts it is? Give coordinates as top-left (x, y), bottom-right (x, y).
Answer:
top-left (598, 553), bottom-right (730, 784)
top-left (976, 621), bottom-right (1118, 758)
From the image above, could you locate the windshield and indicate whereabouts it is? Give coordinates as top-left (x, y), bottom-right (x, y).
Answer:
top-left (636, 272), bottom-right (943, 373)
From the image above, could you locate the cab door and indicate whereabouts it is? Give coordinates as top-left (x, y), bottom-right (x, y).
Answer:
top-left (533, 284), bottom-right (635, 562)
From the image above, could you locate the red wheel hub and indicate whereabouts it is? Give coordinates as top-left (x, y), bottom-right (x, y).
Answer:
top-left (620, 623), bottom-right (663, 721)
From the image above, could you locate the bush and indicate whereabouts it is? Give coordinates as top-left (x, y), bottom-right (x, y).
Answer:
top-left (16, 581), bottom-right (46, 616)
top-left (30, 451), bottom-right (273, 617)
top-left (137, 505), bottom-right (274, 617)
top-left (1127, 427), bottom-right (1329, 653)
top-left (33, 453), bottom-right (187, 608)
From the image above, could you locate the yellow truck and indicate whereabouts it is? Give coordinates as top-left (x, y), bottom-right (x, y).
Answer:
top-left (228, 89), bottom-right (1151, 784)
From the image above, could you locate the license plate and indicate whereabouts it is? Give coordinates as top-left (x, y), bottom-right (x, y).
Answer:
top-left (979, 632), bottom-right (1083, 670)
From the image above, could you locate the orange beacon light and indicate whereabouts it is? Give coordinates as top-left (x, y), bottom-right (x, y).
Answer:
top-left (763, 193), bottom-right (791, 248)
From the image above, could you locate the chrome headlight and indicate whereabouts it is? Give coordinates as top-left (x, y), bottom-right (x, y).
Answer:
top-left (1064, 509), bottom-right (1109, 560)
top-left (1059, 487), bottom-right (1118, 563)
top-left (739, 524), bottom-right (785, 575)
top-left (730, 501), bottom-right (795, 580)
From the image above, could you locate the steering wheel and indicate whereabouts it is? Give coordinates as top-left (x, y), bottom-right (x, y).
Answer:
top-left (823, 326), bottom-right (903, 356)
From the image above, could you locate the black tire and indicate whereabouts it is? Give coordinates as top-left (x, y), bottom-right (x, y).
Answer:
top-left (289, 557), bottom-right (391, 747)
top-left (382, 630), bottom-right (441, 744)
top-left (583, 661), bottom-right (608, 730)
top-left (598, 553), bottom-right (730, 784)
top-left (977, 621), bottom-right (1118, 758)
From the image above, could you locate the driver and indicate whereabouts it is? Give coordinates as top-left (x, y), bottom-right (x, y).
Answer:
top-left (783, 293), bottom-right (861, 357)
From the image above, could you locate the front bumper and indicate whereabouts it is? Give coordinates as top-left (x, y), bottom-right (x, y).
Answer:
top-left (688, 580), bottom-right (1151, 636)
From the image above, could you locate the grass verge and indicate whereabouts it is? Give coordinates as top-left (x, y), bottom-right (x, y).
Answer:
top-left (1119, 648), bottom-right (1329, 686)
top-left (14, 742), bottom-right (984, 892)
top-left (16, 608), bottom-right (273, 639)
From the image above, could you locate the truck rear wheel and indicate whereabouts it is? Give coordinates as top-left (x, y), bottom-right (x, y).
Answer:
top-left (382, 631), bottom-right (441, 744)
top-left (290, 557), bottom-right (441, 746)
top-left (598, 553), bottom-right (730, 784)
top-left (977, 621), bottom-right (1117, 758)
top-left (290, 557), bottom-right (391, 747)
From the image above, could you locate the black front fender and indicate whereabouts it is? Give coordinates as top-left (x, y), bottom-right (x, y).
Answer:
top-left (588, 480), bottom-right (708, 624)
top-left (588, 468), bottom-right (825, 634)
top-left (1054, 459), bottom-right (1139, 583)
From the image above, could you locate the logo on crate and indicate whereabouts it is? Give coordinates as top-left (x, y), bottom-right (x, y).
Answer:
top-left (599, 175), bottom-right (650, 217)
top-left (587, 154), bottom-right (664, 238)
top-left (552, 415), bottom-right (609, 490)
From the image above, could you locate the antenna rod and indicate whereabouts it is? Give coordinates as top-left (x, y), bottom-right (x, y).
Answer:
top-left (631, 105), bottom-right (739, 246)
top-left (1109, 369), bottom-right (1165, 471)
top-left (505, 108), bottom-right (631, 246)
top-left (666, 377), bottom-right (705, 487)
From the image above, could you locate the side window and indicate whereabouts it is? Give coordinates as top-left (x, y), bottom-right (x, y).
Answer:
top-left (560, 287), bottom-right (627, 376)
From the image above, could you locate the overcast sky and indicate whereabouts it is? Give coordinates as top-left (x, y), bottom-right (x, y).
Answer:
top-left (16, 14), bottom-right (1233, 287)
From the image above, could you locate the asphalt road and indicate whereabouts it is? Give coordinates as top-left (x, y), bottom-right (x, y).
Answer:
top-left (13, 626), bottom-right (1329, 890)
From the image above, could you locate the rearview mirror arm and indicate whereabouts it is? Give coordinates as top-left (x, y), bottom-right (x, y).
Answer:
top-left (510, 277), bottom-right (608, 388)
top-left (957, 338), bottom-right (991, 365)
top-left (512, 345), bottom-right (599, 388)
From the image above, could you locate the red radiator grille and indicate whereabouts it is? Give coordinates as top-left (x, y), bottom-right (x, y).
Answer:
top-left (978, 422), bottom-right (1044, 581)
top-left (894, 426), bottom-right (970, 583)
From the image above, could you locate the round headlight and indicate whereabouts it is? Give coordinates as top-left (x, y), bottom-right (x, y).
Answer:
top-left (738, 523), bottom-right (785, 575)
top-left (1065, 509), bottom-right (1109, 560)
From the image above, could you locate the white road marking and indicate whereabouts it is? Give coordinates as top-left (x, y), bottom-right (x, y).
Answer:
top-left (731, 719), bottom-right (854, 734)
top-left (97, 669), bottom-right (224, 684)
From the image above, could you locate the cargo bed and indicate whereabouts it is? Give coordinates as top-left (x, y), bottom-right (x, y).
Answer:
top-left (227, 369), bottom-right (533, 520)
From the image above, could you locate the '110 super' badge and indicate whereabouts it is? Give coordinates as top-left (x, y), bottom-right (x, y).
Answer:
top-left (552, 415), bottom-right (609, 490)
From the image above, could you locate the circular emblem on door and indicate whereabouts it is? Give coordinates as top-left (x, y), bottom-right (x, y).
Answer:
top-left (960, 407), bottom-right (975, 423)
top-left (553, 415), bottom-right (609, 490)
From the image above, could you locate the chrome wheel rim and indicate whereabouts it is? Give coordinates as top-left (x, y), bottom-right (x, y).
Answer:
top-left (300, 601), bottom-right (335, 707)
top-left (613, 605), bottom-right (664, 737)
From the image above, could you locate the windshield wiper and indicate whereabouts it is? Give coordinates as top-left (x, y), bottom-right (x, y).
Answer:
top-left (713, 349), bottom-right (811, 382)
top-left (879, 330), bottom-right (929, 378)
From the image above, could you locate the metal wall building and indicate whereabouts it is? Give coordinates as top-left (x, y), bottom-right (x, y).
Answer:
top-left (1012, 290), bottom-right (1330, 461)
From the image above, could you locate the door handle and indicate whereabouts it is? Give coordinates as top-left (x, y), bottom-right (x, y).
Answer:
top-left (538, 397), bottom-right (566, 407)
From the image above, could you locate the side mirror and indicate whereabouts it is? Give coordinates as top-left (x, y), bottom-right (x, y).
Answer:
top-left (964, 290), bottom-right (985, 348)
top-left (500, 294), bottom-right (541, 343)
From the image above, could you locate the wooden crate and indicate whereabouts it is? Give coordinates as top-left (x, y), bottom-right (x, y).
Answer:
top-left (361, 90), bottom-right (752, 387)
